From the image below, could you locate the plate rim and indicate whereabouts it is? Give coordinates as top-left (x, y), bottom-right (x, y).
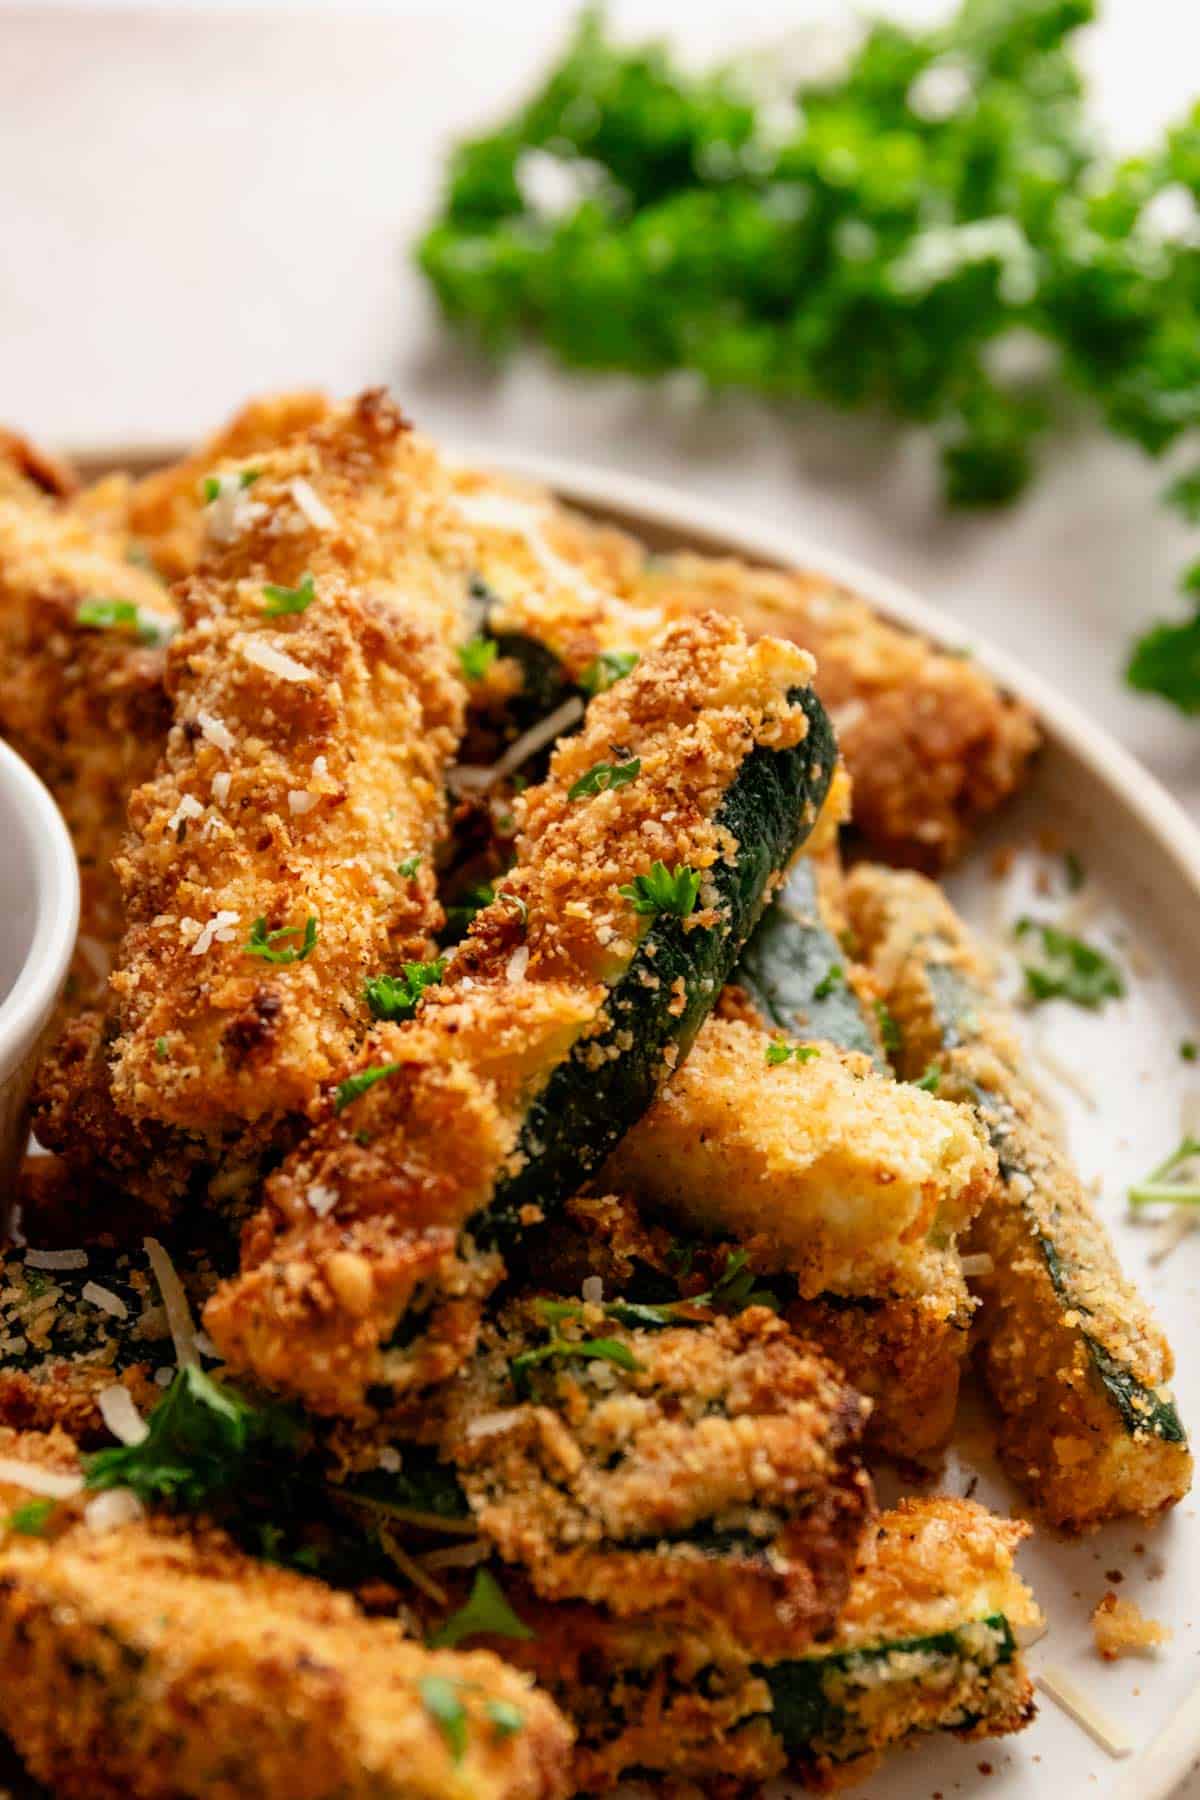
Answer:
top-left (68, 438), bottom-right (1200, 1797)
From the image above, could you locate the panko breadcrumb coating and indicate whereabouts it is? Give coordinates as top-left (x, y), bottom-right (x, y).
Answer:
top-left (204, 614), bottom-right (819, 1415)
top-left (442, 1300), bottom-right (872, 1659)
top-left (847, 863), bottom-right (1193, 1528)
top-left (1092, 1591), bottom-right (1171, 1659)
top-left (0, 1434), bottom-right (572, 1800)
top-left (0, 432), bottom-right (175, 993)
top-left (641, 551), bottom-right (1040, 869)
top-left (604, 1013), bottom-right (995, 1298)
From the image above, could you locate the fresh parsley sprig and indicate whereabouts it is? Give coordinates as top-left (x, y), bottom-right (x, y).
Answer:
top-left (364, 958), bottom-right (445, 1022)
top-left (568, 756), bottom-right (641, 801)
top-left (765, 1041), bottom-right (820, 1067)
top-left (619, 860), bottom-right (702, 918)
top-left (429, 1568), bottom-right (535, 1649)
top-left (1014, 917), bottom-right (1124, 1009)
top-left (245, 915), bottom-right (318, 965)
top-left (579, 650), bottom-right (639, 695)
top-left (262, 572), bottom-right (317, 616)
top-left (76, 597), bottom-right (173, 648)
top-left (335, 1063), bottom-right (403, 1113)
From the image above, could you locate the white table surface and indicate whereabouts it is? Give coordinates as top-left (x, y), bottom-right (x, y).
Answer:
top-left (2, 3), bottom-right (1200, 1792)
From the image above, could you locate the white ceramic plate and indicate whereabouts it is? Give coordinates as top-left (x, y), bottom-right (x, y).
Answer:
top-left (56, 447), bottom-right (1200, 1800)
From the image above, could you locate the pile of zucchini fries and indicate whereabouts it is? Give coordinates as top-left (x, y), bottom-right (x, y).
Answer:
top-left (0, 390), bottom-right (1188, 1800)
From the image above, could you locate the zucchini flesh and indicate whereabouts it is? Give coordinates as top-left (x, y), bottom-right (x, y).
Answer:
top-left (734, 857), bottom-right (879, 1062)
top-left (481, 684), bottom-right (836, 1245)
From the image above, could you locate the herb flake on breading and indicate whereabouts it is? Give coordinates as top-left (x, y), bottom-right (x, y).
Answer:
top-left (510, 1335), bottom-right (640, 1396)
top-left (619, 860), bottom-right (702, 919)
top-left (458, 636), bottom-right (499, 682)
top-left (429, 1568), bottom-right (535, 1649)
top-left (568, 757), bottom-right (641, 801)
top-left (364, 959), bottom-right (445, 1022)
top-left (420, 1675), bottom-right (469, 1762)
top-left (245, 914), bottom-right (318, 964)
top-left (765, 1041), bottom-right (820, 1067)
top-left (334, 1063), bottom-right (404, 1113)
top-left (262, 572), bottom-right (317, 616)
top-left (76, 597), bottom-right (172, 648)
top-left (579, 650), bottom-right (639, 695)
top-left (1015, 917), bottom-right (1124, 1009)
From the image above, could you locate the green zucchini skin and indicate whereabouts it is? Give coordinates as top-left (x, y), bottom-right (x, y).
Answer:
top-left (735, 859), bottom-right (880, 1063)
top-left (478, 686), bottom-right (837, 1247)
top-left (924, 965), bottom-right (1185, 1445)
top-left (762, 1614), bottom-right (1017, 1761)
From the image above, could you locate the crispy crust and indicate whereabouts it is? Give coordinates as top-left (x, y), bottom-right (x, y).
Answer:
top-left (847, 863), bottom-right (1193, 1528)
top-left (641, 551), bottom-right (1039, 870)
top-left (204, 614), bottom-right (817, 1415)
top-left (443, 1300), bottom-right (872, 1659)
top-left (0, 1436), bottom-right (571, 1800)
top-left (605, 1013), bottom-right (994, 1298)
top-left (0, 436), bottom-right (174, 992)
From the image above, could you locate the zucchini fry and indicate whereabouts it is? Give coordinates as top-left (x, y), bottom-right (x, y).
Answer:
top-left (0, 1436), bottom-right (572, 1800)
top-left (425, 1498), bottom-right (1038, 1794)
top-left (38, 392), bottom-right (470, 1203)
top-left (640, 551), bottom-right (1040, 871)
top-left (0, 431), bottom-right (175, 992)
top-left (441, 1298), bottom-right (872, 1660)
top-left (847, 863), bottom-right (1192, 1528)
top-left (205, 614), bottom-right (832, 1415)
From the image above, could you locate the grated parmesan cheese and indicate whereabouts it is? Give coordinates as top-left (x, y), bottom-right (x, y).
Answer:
top-left (288, 789), bottom-right (319, 816)
top-left (0, 1459), bottom-right (83, 1500)
top-left (377, 1446), bottom-right (402, 1474)
top-left (24, 1247), bottom-right (87, 1272)
top-left (212, 771), bottom-right (232, 805)
top-left (307, 1184), bottom-right (338, 1219)
top-left (97, 1384), bottom-right (148, 1447)
top-left (81, 1281), bottom-right (128, 1321)
top-left (506, 945), bottom-right (530, 983)
top-left (144, 1237), bottom-right (199, 1367)
top-left (167, 793), bottom-right (204, 833)
top-left (84, 1488), bottom-right (145, 1533)
top-left (959, 1253), bottom-right (995, 1278)
top-left (582, 1276), bottom-right (604, 1303)
top-left (239, 636), bottom-right (315, 684)
top-left (290, 476), bottom-right (336, 532)
top-left (190, 910), bottom-right (240, 956)
top-left (1035, 1667), bottom-right (1134, 1757)
top-left (197, 709), bottom-right (236, 753)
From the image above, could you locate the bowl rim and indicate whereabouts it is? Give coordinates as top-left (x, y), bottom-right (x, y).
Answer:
top-left (0, 737), bottom-right (80, 1072)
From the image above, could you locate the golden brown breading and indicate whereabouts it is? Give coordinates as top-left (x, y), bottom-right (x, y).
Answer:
top-left (640, 551), bottom-right (1040, 870)
top-left (604, 1013), bottom-right (994, 1298)
top-left (847, 863), bottom-right (1193, 1528)
top-left (204, 613), bottom-right (817, 1416)
top-left (0, 436), bottom-right (175, 989)
top-left (442, 1300), bottom-right (871, 1660)
top-left (0, 1435), bottom-right (572, 1800)
top-left (121, 390), bottom-right (335, 580)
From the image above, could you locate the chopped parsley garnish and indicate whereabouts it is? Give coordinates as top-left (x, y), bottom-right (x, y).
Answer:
top-left (364, 959), bottom-right (445, 1022)
top-left (1181, 1040), bottom-right (1198, 1063)
top-left (444, 881), bottom-right (495, 940)
top-left (485, 1698), bottom-right (525, 1739)
top-left (812, 963), bottom-right (843, 1001)
top-left (510, 1335), bottom-right (639, 1397)
top-left (420, 1674), bottom-right (468, 1762)
top-left (458, 636), bottom-right (499, 682)
top-left (155, 1036), bottom-right (170, 1063)
top-left (765, 1041), bottom-right (820, 1067)
top-left (397, 855), bottom-right (422, 878)
top-left (7, 1498), bottom-right (55, 1537)
top-left (429, 1568), bottom-right (535, 1649)
top-left (619, 860), bottom-right (702, 919)
top-left (579, 650), bottom-right (639, 695)
top-left (1129, 1135), bottom-right (1200, 1210)
top-left (84, 1365), bottom-right (297, 1510)
top-left (245, 915), bottom-right (318, 965)
top-left (704, 1248), bottom-right (779, 1314)
top-left (912, 1062), bottom-right (942, 1091)
top-left (202, 468), bottom-right (259, 502)
top-left (567, 756), bottom-right (641, 801)
top-left (874, 1000), bottom-right (902, 1055)
top-left (1014, 918), bottom-right (1124, 1009)
top-left (334, 1063), bottom-right (403, 1113)
top-left (262, 572), bottom-right (316, 616)
top-left (76, 597), bottom-right (172, 647)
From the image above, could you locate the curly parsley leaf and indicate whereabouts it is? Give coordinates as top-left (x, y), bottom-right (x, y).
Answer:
top-left (579, 650), bottom-right (639, 695)
top-left (1014, 917), bottom-right (1125, 1008)
top-left (262, 572), bottom-right (317, 616)
top-left (364, 958), bottom-right (446, 1022)
top-left (812, 963), bottom-right (844, 1002)
top-left (510, 1335), bottom-right (639, 1397)
top-left (7, 1498), bottom-right (56, 1537)
top-left (429, 1567), bottom-right (535, 1648)
top-left (619, 860), bottom-right (702, 918)
top-left (912, 1062), bottom-right (942, 1091)
top-left (76, 597), bottom-right (173, 648)
top-left (458, 636), bottom-right (499, 682)
top-left (84, 1366), bottom-right (298, 1511)
top-left (420, 1675), bottom-right (469, 1762)
top-left (334, 1063), bottom-right (403, 1113)
top-left (245, 915), bottom-right (318, 965)
top-left (568, 757), bottom-right (641, 800)
top-left (765, 1041), bottom-right (820, 1067)
top-left (397, 855), bottom-right (423, 878)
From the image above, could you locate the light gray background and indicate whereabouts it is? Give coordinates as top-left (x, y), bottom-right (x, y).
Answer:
top-left (1, 3), bottom-right (1199, 1796)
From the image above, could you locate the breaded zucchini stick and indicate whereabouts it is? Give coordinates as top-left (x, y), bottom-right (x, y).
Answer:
top-left (604, 1013), bottom-right (992, 1300)
top-left (0, 431), bottom-right (175, 989)
top-left (40, 393), bottom-right (470, 1202)
top-left (424, 1498), bottom-right (1038, 1794)
top-left (205, 615), bottom-right (832, 1414)
top-left (641, 551), bottom-right (1040, 870)
top-left (441, 1298), bottom-right (871, 1660)
top-left (0, 1437), bottom-right (572, 1800)
top-left (847, 864), bottom-right (1192, 1528)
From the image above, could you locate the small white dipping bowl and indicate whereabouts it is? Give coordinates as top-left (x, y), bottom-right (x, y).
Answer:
top-left (0, 740), bottom-right (79, 1199)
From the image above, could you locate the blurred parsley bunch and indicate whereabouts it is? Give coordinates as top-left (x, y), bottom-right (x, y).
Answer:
top-left (417, 1), bottom-right (1200, 710)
